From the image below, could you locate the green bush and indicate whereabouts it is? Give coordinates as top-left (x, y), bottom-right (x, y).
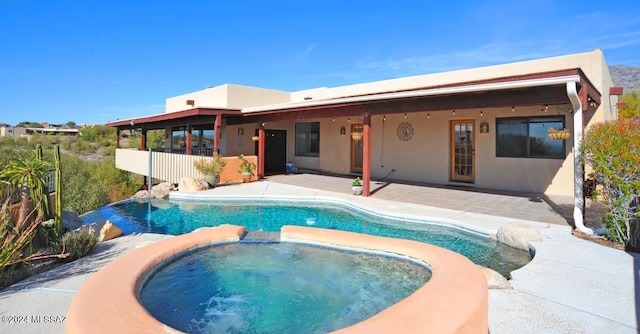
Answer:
top-left (580, 118), bottom-right (640, 248)
top-left (70, 140), bottom-right (95, 154)
top-left (55, 228), bottom-right (97, 262)
top-left (61, 155), bottom-right (110, 214)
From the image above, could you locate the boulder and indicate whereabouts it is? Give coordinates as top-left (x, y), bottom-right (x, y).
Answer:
top-left (150, 182), bottom-right (174, 198)
top-left (76, 219), bottom-right (108, 240)
top-left (477, 266), bottom-right (511, 289)
top-left (99, 221), bottom-right (123, 242)
top-left (132, 190), bottom-right (154, 200)
top-left (62, 211), bottom-right (84, 231)
top-left (496, 222), bottom-right (542, 251)
top-left (178, 177), bottom-right (209, 192)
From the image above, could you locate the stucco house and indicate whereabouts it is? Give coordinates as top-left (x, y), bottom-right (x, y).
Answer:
top-left (106, 49), bottom-right (623, 234)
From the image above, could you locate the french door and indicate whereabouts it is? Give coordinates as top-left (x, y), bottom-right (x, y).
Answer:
top-left (450, 120), bottom-right (475, 183)
top-left (351, 124), bottom-right (363, 173)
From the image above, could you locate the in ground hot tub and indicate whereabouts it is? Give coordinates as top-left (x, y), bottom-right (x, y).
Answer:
top-left (66, 225), bottom-right (489, 333)
top-left (141, 241), bottom-right (431, 333)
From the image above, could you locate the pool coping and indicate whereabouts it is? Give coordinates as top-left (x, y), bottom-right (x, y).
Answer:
top-left (65, 224), bottom-right (489, 333)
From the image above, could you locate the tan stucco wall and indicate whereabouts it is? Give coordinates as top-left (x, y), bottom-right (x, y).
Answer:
top-left (165, 84), bottom-right (290, 113)
top-left (279, 104), bottom-right (584, 196)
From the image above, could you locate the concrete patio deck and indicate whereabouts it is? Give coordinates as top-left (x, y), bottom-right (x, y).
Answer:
top-left (0, 174), bottom-right (637, 333)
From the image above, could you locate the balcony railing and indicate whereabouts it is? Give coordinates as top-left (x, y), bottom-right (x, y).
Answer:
top-left (115, 149), bottom-right (257, 184)
top-left (151, 147), bottom-right (216, 156)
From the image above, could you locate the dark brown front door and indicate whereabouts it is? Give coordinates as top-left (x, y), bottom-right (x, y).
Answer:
top-left (255, 129), bottom-right (287, 175)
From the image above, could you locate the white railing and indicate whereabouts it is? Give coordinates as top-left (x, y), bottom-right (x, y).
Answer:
top-left (114, 149), bottom-right (256, 184)
top-left (115, 149), bottom-right (202, 184)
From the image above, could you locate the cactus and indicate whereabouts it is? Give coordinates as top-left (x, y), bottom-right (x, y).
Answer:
top-left (54, 144), bottom-right (62, 236)
top-left (34, 144), bottom-right (51, 221)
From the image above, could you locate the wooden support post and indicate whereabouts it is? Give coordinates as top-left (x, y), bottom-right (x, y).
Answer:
top-left (258, 123), bottom-right (265, 179)
top-left (362, 113), bottom-right (371, 197)
top-left (140, 129), bottom-right (147, 151)
top-left (214, 114), bottom-right (222, 154)
top-left (186, 125), bottom-right (192, 155)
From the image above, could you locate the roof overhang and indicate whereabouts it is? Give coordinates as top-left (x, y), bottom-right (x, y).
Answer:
top-left (106, 108), bottom-right (241, 129)
top-left (223, 69), bottom-right (602, 125)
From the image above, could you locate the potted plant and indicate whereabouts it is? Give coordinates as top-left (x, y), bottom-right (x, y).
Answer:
top-left (352, 177), bottom-right (363, 195)
top-left (237, 155), bottom-right (256, 183)
top-left (193, 153), bottom-right (226, 187)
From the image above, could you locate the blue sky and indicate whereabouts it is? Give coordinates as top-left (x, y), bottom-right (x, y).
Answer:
top-left (1, 0), bottom-right (639, 126)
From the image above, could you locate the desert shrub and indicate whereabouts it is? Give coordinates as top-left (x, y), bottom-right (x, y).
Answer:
top-left (0, 200), bottom-right (40, 283)
top-left (55, 228), bottom-right (97, 262)
top-left (70, 140), bottom-right (95, 154)
top-left (61, 155), bottom-right (110, 214)
top-left (580, 118), bottom-right (640, 248)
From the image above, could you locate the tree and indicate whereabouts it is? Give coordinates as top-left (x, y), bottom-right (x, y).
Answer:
top-left (0, 156), bottom-right (51, 224)
top-left (619, 92), bottom-right (640, 119)
top-left (580, 118), bottom-right (640, 249)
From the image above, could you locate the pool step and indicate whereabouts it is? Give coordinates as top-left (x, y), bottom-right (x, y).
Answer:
top-left (240, 231), bottom-right (280, 244)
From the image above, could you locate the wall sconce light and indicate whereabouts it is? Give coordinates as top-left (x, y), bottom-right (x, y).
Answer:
top-left (452, 109), bottom-right (456, 116)
top-left (237, 128), bottom-right (244, 136)
top-left (347, 118), bottom-right (351, 123)
top-left (404, 113), bottom-right (407, 118)
top-left (512, 106), bottom-right (515, 112)
top-left (186, 99), bottom-right (195, 106)
top-left (252, 135), bottom-right (259, 142)
top-left (340, 126), bottom-right (346, 135)
top-left (480, 122), bottom-right (489, 134)
top-left (427, 113), bottom-right (430, 119)
top-left (480, 109), bottom-right (483, 117)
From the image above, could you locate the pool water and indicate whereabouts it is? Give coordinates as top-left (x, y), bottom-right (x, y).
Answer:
top-left (140, 243), bottom-right (432, 334)
top-left (81, 199), bottom-right (531, 276)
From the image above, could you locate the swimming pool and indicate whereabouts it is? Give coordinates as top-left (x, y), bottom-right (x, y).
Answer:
top-left (81, 198), bottom-right (531, 276)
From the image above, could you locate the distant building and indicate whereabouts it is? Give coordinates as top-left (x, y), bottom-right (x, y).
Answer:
top-left (0, 126), bottom-right (26, 138)
top-left (0, 125), bottom-right (78, 139)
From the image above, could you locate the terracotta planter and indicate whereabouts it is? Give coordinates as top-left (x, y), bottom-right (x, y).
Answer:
top-left (242, 172), bottom-right (252, 183)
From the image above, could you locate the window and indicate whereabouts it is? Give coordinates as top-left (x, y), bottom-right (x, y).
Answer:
top-left (496, 117), bottom-right (565, 158)
top-left (295, 122), bottom-right (320, 157)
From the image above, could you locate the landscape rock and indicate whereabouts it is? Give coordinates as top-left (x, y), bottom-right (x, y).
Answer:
top-left (62, 211), bottom-right (84, 231)
top-left (496, 222), bottom-right (542, 251)
top-left (132, 190), bottom-right (154, 200)
top-left (478, 266), bottom-right (511, 289)
top-left (76, 220), bottom-right (123, 242)
top-left (178, 177), bottom-right (209, 192)
top-left (99, 221), bottom-right (123, 242)
top-left (150, 182), bottom-right (174, 198)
